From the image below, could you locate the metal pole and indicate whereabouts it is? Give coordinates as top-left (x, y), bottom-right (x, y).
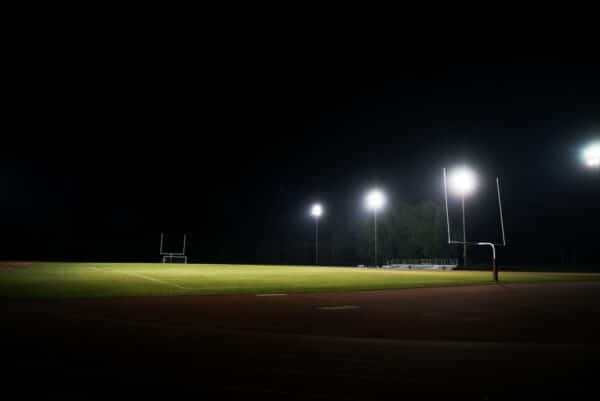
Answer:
top-left (443, 168), bottom-right (451, 244)
top-left (160, 233), bottom-right (164, 263)
top-left (493, 253), bottom-right (498, 282)
top-left (462, 194), bottom-right (467, 266)
top-left (374, 210), bottom-right (378, 267)
top-left (496, 177), bottom-right (506, 246)
top-left (477, 242), bottom-right (497, 281)
top-left (315, 218), bottom-right (319, 265)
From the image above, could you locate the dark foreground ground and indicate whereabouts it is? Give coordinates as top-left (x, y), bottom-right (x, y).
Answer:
top-left (2, 282), bottom-right (600, 400)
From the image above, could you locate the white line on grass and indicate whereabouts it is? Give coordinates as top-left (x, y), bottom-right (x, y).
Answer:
top-left (115, 271), bottom-right (188, 290)
top-left (89, 266), bottom-right (188, 290)
top-left (315, 305), bottom-right (360, 310)
top-left (256, 293), bottom-right (288, 297)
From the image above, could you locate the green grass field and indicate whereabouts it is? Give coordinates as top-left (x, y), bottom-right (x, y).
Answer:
top-left (1, 262), bottom-right (600, 300)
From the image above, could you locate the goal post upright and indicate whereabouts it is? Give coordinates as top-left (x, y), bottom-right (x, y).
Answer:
top-left (497, 177), bottom-right (506, 246)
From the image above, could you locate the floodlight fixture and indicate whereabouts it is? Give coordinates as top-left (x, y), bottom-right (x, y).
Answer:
top-left (583, 141), bottom-right (600, 168)
top-left (448, 166), bottom-right (477, 196)
top-left (365, 189), bottom-right (385, 212)
top-left (311, 203), bottom-right (323, 218)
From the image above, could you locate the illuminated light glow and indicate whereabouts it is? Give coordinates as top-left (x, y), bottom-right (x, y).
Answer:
top-left (583, 142), bottom-right (600, 168)
top-left (448, 167), bottom-right (478, 196)
top-left (310, 203), bottom-right (323, 218)
top-left (365, 189), bottom-right (386, 211)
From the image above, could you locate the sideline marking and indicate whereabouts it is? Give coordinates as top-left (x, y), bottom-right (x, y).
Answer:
top-left (315, 305), bottom-right (360, 311)
top-left (256, 293), bottom-right (288, 297)
top-left (115, 271), bottom-right (188, 290)
top-left (90, 266), bottom-right (188, 290)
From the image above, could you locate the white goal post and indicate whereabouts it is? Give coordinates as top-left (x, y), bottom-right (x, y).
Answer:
top-left (160, 233), bottom-right (187, 264)
top-left (443, 168), bottom-right (506, 281)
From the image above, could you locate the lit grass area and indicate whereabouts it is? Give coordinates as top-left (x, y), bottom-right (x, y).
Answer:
top-left (1, 262), bottom-right (599, 300)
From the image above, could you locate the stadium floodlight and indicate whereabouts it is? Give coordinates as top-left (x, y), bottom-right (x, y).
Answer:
top-left (448, 166), bottom-right (477, 197)
top-left (311, 203), bottom-right (323, 218)
top-left (365, 189), bottom-right (386, 267)
top-left (365, 189), bottom-right (385, 212)
top-left (447, 166), bottom-right (477, 266)
top-left (310, 203), bottom-right (323, 265)
top-left (582, 141), bottom-right (600, 168)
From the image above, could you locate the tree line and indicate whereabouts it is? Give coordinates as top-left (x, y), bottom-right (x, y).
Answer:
top-left (270, 200), bottom-right (455, 266)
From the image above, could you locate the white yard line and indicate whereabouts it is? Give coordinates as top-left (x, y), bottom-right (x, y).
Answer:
top-left (115, 271), bottom-right (188, 290)
top-left (256, 293), bottom-right (288, 297)
top-left (315, 305), bottom-right (360, 310)
top-left (88, 265), bottom-right (188, 290)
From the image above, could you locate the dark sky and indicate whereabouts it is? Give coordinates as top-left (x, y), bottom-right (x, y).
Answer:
top-left (2, 57), bottom-right (599, 266)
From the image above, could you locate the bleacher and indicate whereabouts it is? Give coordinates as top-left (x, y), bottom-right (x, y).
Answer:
top-left (382, 258), bottom-right (458, 270)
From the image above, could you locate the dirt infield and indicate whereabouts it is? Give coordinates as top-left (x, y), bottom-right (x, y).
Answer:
top-left (2, 282), bottom-right (600, 400)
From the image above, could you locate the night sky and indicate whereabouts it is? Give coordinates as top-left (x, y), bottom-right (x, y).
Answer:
top-left (2, 60), bottom-right (599, 266)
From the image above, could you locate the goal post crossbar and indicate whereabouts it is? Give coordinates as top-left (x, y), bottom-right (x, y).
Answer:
top-left (161, 254), bottom-right (188, 264)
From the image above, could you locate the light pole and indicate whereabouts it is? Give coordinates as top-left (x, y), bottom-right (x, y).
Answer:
top-left (448, 167), bottom-right (477, 267)
top-left (365, 189), bottom-right (385, 267)
top-left (462, 193), bottom-right (466, 265)
top-left (582, 141), bottom-right (600, 169)
top-left (310, 203), bottom-right (323, 265)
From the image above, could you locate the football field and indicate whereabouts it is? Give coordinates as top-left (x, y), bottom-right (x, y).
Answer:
top-left (1, 262), bottom-right (599, 299)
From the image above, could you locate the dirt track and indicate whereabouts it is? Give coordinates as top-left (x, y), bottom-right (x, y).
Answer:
top-left (2, 282), bottom-right (600, 400)
top-left (0, 261), bottom-right (33, 269)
